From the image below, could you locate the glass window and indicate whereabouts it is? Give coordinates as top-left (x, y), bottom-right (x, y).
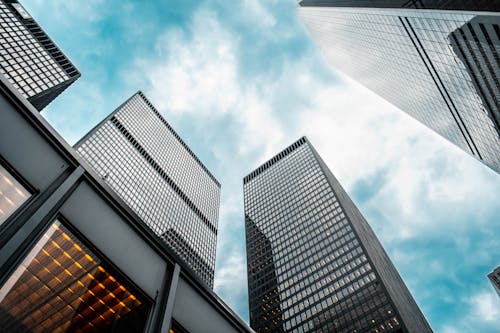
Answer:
top-left (0, 163), bottom-right (30, 225)
top-left (0, 220), bottom-right (152, 332)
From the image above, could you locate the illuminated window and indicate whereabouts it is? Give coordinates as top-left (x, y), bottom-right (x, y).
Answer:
top-left (0, 220), bottom-right (152, 332)
top-left (0, 163), bottom-right (30, 225)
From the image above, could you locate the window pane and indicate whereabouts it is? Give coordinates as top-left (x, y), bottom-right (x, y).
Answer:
top-left (0, 163), bottom-right (30, 225)
top-left (0, 220), bottom-right (152, 333)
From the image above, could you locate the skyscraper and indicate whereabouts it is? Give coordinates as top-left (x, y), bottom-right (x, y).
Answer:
top-left (298, 1), bottom-right (500, 173)
top-left (488, 266), bottom-right (500, 297)
top-left (244, 137), bottom-right (432, 333)
top-left (76, 91), bottom-right (220, 288)
top-left (0, 0), bottom-right (80, 111)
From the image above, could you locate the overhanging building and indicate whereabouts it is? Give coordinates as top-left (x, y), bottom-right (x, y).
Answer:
top-left (0, 0), bottom-right (80, 111)
top-left (298, 1), bottom-right (500, 173)
top-left (244, 137), bottom-right (432, 333)
top-left (0, 65), bottom-right (253, 333)
top-left (75, 92), bottom-right (220, 288)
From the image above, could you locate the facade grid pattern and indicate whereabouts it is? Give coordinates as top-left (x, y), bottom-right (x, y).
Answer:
top-left (111, 94), bottom-right (220, 225)
top-left (298, 6), bottom-right (500, 173)
top-left (244, 138), bottom-right (428, 333)
top-left (0, 0), bottom-right (79, 110)
top-left (77, 93), bottom-right (219, 287)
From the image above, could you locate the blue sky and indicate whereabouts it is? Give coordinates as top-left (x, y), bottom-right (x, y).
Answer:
top-left (22, 0), bottom-right (500, 331)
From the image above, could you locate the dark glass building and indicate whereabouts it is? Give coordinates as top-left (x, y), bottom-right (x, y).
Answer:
top-left (244, 137), bottom-right (432, 333)
top-left (0, 0), bottom-right (80, 111)
top-left (488, 266), bottom-right (500, 297)
top-left (299, 0), bottom-right (500, 12)
top-left (75, 92), bottom-right (220, 288)
top-left (298, 2), bottom-right (500, 173)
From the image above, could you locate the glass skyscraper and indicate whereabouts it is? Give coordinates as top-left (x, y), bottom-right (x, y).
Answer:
top-left (244, 137), bottom-right (432, 333)
top-left (298, 1), bottom-right (500, 173)
top-left (76, 91), bottom-right (220, 288)
top-left (488, 266), bottom-right (500, 297)
top-left (0, 0), bottom-right (80, 111)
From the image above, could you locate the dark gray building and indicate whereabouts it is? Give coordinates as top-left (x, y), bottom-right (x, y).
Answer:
top-left (75, 92), bottom-right (220, 288)
top-left (244, 137), bottom-right (432, 333)
top-left (299, 0), bottom-right (500, 11)
top-left (298, 2), bottom-right (500, 174)
top-left (0, 65), bottom-right (253, 333)
top-left (0, 0), bottom-right (80, 111)
top-left (488, 266), bottom-right (500, 297)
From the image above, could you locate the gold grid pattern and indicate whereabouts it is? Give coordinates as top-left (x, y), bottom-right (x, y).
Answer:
top-left (0, 221), bottom-right (144, 333)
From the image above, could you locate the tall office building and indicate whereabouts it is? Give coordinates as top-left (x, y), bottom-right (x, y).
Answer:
top-left (298, 1), bottom-right (500, 173)
top-left (76, 91), bottom-right (220, 287)
top-left (244, 137), bottom-right (432, 333)
top-left (488, 266), bottom-right (500, 297)
top-left (0, 0), bottom-right (80, 111)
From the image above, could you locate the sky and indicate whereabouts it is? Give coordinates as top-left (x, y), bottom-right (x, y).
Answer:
top-left (22, 0), bottom-right (500, 331)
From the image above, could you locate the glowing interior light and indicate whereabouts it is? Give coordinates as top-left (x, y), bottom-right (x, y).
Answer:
top-left (15, 187), bottom-right (26, 197)
top-left (0, 221), bottom-right (147, 332)
top-left (2, 175), bottom-right (13, 186)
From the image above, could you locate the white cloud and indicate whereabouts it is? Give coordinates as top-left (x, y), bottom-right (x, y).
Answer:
top-left (242, 0), bottom-right (277, 28)
top-left (25, 0), bottom-right (105, 24)
top-left (297, 76), bottom-right (416, 188)
top-left (213, 252), bottom-right (248, 312)
top-left (141, 10), bottom-right (239, 116)
top-left (438, 289), bottom-right (500, 331)
top-left (441, 326), bottom-right (460, 333)
top-left (469, 291), bottom-right (500, 322)
top-left (214, 253), bottom-right (247, 290)
top-left (130, 8), bottom-right (289, 161)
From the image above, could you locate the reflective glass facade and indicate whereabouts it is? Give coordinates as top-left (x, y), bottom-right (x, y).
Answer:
top-left (299, 0), bottom-right (500, 12)
top-left (244, 137), bottom-right (432, 333)
top-left (76, 92), bottom-right (220, 287)
top-left (0, 162), bottom-right (30, 225)
top-left (0, 0), bottom-right (80, 111)
top-left (298, 5), bottom-right (500, 173)
top-left (0, 219), bottom-right (152, 333)
top-left (488, 266), bottom-right (500, 297)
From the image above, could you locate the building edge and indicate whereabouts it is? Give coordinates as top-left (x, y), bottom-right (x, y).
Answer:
top-left (74, 90), bottom-right (221, 188)
top-left (306, 137), bottom-right (433, 333)
top-left (4, 0), bottom-right (81, 111)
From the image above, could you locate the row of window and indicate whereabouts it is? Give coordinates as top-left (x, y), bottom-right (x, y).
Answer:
top-left (115, 94), bottom-right (220, 222)
top-left (0, 2), bottom-right (69, 98)
top-left (78, 120), bottom-right (217, 286)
